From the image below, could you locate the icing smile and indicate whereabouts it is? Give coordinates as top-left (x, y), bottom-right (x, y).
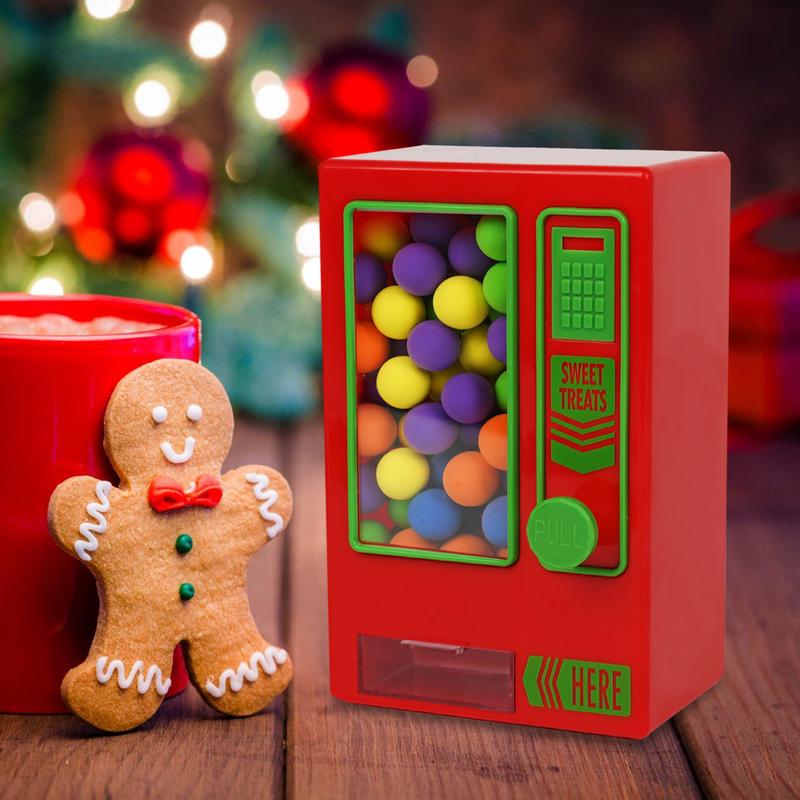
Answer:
top-left (160, 436), bottom-right (196, 464)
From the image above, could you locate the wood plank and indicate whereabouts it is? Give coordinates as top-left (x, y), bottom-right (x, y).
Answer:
top-left (675, 440), bottom-right (800, 799)
top-left (0, 420), bottom-right (288, 800)
top-left (284, 419), bottom-right (700, 799)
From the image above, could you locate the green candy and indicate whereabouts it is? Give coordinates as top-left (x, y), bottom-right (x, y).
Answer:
top-left (179, 582), bottom-right (195, 601)
top-left (359, 520), bottom-right (391, 544)
top-left (175, 533), bottom-right (193, 554)
top-left (482, 262), bottom-right (507, 313)
top-left (476, 216), bottom-right (506, 261)
top-left (388, 499), bottom-right (410, 528)
top-left (495, 370), bottom-right (508, 411)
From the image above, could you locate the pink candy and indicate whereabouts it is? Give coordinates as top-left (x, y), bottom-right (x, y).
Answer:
top-left (0, 313), bottom-right (162, 336)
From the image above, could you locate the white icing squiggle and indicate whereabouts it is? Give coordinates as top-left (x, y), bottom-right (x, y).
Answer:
top-left (246, 472), bottom-right (285, 538)
top-left (161, 436), bottom-right (196, 464)
top-left (96, 656), bottom-right (171, 695)
top-left (204, 646), bottom-right (288, 698)
top-left (74, 481), bottom-right (112, 562)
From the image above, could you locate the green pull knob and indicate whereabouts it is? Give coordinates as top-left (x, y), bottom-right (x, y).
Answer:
top-left (527, 497), bottom-right (598, 570)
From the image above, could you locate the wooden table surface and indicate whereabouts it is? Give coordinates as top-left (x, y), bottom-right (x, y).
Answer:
top-left (1, 419), bottom-right (798, 799)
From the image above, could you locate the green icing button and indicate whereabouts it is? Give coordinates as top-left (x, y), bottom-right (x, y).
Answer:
top-left (179, 582), bottom-right (195, 601)
top-left (527, 497), bottom-right (598, 570)
top-left (175, 534), bottom-right (193, 554)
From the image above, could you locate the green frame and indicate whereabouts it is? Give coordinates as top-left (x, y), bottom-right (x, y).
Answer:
top-left (344, 200), bottom-right (519, 567)
top-left (535, 207), bottom-right (629, 577)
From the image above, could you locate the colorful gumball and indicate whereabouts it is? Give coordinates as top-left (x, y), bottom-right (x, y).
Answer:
top-left (443, 450), bottom-right (500, 507)
top-left (355, 320), bottom-right (389, 373)
top-left (407, 320), bottom-right (460, 371)
top-left (357, 213), bottom-right (410, 261)
top-left (402, 402), bottom-right (458, 454)
top-left (460, 324), bottom-right (504, 376)
top-left (388, 498), bottom-right (410, 528)
top-left (440, 534), bottom-right (493, 556)
top-left (441, 372), bottom-right (495, 424)
top-left (433, 276), bottom-right (489, 330)
top-left (487, 316), bottom-right (506, 363)
top-left (360, 520), bottom-right (391, 544)
top-left (391, 528), bottom-right (438, 550)
top-left (372, 285), bottom-right (425, 339)
top-left (354, 252), bottom-right (387, 303)
top-left (482, 495), bottom-right (508, 547)
top-left (392, 242), bottom-right (447, 296)
top-left (408, 488), bottom-right (462, 542)
top-left (357, 403), bottom-right (397, 457)
top-left (429, 364), bottom-right (462, 401)
top-left (359, 462), bottom-right (385, 513)
top-left (475, 215), bottom-right (506, 261)
top-left (494, 370), bottom-right (508, 411)
top-left (478, 413), bottom-right (507, 470)
top-left (495, 547), bottom-right (508, 558)
top-left (377, 356), bottom-right (431, 409)
top-left (375, 447), bottom-right (430, 500)
top-left (409, 213), bottom-right (462, 250)
top-left (448, 226), bottom-right (493, 277)
top-left (482, 262), bottom-right (507, 313)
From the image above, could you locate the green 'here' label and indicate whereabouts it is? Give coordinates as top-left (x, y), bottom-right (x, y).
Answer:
top-left (523, 655), bottom-right (631, 716)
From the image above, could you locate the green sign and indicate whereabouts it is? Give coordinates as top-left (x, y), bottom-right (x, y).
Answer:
top-left (550, 355), bottom-right (616, 474)
top-left (523, 655), bottom-right (631, 717)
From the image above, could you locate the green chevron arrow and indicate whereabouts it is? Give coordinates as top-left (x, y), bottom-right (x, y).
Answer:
top-left (523, 655), bottom-right (631, 717)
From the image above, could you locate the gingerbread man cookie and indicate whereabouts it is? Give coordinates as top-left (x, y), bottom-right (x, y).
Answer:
top-left (48, 358), bottom-right (293, 732)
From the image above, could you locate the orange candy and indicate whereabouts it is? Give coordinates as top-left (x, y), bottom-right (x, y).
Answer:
top-left (357, 404), bottom-right (397, 457)
top-left (478, 413), bottom-right (508, 470)
top-left (440, 534), bottom-right (493, 556)
top-left (391, 528), bottom-right (438, 550)
top-left (356, 320), bottom-right (388, 374)
top-left (442, 450), bottom-right (500, 507)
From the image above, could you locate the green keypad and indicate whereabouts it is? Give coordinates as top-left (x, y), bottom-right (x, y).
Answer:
top-left (551, 228), bottom-right (615, 343)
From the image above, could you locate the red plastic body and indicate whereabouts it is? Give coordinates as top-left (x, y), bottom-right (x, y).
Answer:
top-left (320, 148), bottom-right (730, 738)
top-left (0, 294), bottom-right (199, 713)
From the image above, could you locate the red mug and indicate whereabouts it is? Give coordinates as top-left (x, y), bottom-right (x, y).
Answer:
top-left (0, 293), bottom-right (200, 712)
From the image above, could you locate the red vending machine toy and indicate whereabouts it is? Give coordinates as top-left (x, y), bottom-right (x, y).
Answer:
top-left (320, 147), bottom-right (729, 738)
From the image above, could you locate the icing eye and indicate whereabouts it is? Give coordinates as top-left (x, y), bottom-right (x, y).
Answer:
top-left (151, 405), bottom-right (168, 424)
top-left (186, 404), bottom-right (203, 422)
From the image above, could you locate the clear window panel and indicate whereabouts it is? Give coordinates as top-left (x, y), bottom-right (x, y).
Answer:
top-left (348, 206), bottom-right (516, 563)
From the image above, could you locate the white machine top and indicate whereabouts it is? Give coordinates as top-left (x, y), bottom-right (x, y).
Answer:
top-left (338, 145), bottom-right (720, 168)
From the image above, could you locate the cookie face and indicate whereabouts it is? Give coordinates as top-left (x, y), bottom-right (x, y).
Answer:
top-left (48, 358), bottom-right (292, 732)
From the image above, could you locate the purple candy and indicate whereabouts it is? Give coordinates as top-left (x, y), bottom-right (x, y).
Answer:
top-left (448, 226), bottom-right (493, 277)
top-left (354, 253), bottom-right (387, 303)
top-left (403, 402), bottom-right (459, 455)
top-left (409, 213), bottom-right (463, 251)
top-left (441, 372), bottom-right (495, 424)
top-left (487, 316), bottom-right (507, 363)
top-left (407, 320), bottom-right (460, 371)
top-left (359, 462), bottom-right (385, 513)
top-left (392, 243), bottom-right (447, 296)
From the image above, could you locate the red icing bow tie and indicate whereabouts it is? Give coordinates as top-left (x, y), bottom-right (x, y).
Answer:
top-left (148, 474), bottom-right (223, 512)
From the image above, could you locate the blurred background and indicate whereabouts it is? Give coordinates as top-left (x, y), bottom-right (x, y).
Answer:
top-left (0, 0), bottom-right (797, 432)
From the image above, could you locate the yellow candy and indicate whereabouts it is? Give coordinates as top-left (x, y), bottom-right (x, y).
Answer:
top-left (371, 285), bottom-right (425, 339)
top-left (460, 324), bottom-right (504, 376)
top-left (377, 356), bottom-right (431, 409)
top-left (433, 276), bottom-right (489, 330)
top-left (429, 364), bottom-right (462, 401)
top-left (376, 447), bottom-right (430, 500)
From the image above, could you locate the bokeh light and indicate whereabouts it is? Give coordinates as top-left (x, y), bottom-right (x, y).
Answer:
top-left (133, 79), bottom-right (172, 121)
top-left (19, 193), bottom-right (58, 234)
top-left (28, 276), bottom-right (65, 296)
top-left (406, 54), bottom-right (439, 88)
top-left (189, 19), bottom-right (228, 60)
top-left (301, 257), bottom-right (321, 293)
top-left (84, 0), bottom-right (123, 19)
top-left (180, 244), bottom-right (214, 282)
top-left (295, 217), bottom-right (320, 258)
top-left (254, 83), bottom-right (290, 121)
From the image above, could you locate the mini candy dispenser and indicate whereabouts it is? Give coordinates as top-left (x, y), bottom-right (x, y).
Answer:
top-left (320, 147), bottom-right (729, 738)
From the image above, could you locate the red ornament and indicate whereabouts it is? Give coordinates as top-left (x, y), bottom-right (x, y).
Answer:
top-left (64, 132), bottom-right (211, 264)
top-left (284, 43), bottom-right (429, 164)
